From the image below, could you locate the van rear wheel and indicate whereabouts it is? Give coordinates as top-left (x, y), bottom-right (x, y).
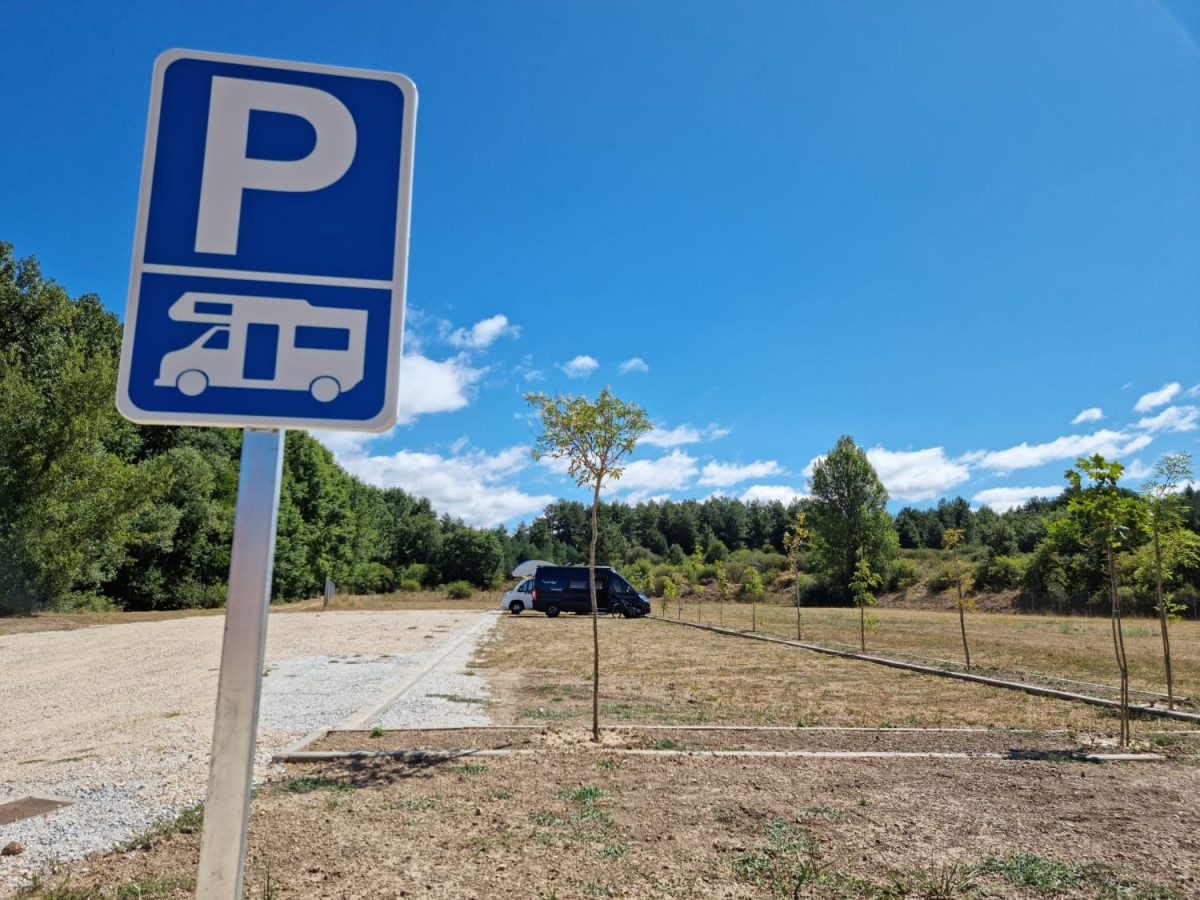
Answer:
top-left (545, 603), bottom-right (560, 618)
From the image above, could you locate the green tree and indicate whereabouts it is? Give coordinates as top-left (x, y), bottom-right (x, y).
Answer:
top-left (942, 528), bottom-right (975, 669)
top-left (806, 435), bottom-right (896, 601)
top-left (849, 558), bottom-right (882, 653)
top-left (783, 512), bottom-right (810, 640)
top-left (1139, 452), bottom-right (1194, 710)
top-left (526, 387), bottom-right (652, 742)
top-left (1065, 455), bottom-right (1146, 746)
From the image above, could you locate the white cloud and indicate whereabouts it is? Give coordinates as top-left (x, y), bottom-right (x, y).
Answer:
top-left (340, 445), bottom-right (553, 527)
top-left (970, 429), bottom-right (1153, 473)
top-left (1072, 408), bottom-right (1103, 424)
top-left (866, 446), bottom-right (970, 502)
top-left (1136, 405), bottom-right (1199, 434)
top-left (614, 450), bottom-right (699, 501)
top-left (699, 460), bottom-right (783, 487)
top-left (397, 353), bottom-right (484, 424)
top-left (1189, 384), bottom-right (1200, 398)
top-left (560, 355), bottom-right (599, 378)
top-left (739, 484), bottom-right (808, 505)
top-left (971, 486), bottom-right (1063, 513)
top-left (641, 423), bottom-right (731, 448)
top-left (618, 357), bottom-right (649, 374)
top-left (1134, 383), bottom-right (1181, 413)
top-left (1122, 459), bottom-right (1154, 482)
top-left (446, 314), bottom-right (520, 349)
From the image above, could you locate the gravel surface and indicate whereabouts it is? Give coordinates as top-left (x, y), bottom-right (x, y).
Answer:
top-left (0, 608), bottom-right (498, 891)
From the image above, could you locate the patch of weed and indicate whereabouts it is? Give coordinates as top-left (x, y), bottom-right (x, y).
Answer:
top-left (369, 726), bottom-right (385, 738)
top-left (271, 776), bottom-right (354, 795)
top-left (597, 758), bottom-right (622, 770)
top-left (522, 707), bottom-right (583, 720)
top-left (489, 789), bottom-right (512, 800)
top-left (427, 693), bottom-right (489, 705)
top-left (385, 797), bottom-right (436, 811)
top-left (887, 861), bottom-right (979, 898)
top-left (712, 805), bottom-right (740, 825)
top-left (447, 763), bottom-right (487, 775)
top-left (117, 803), bottom-right (204, 851)
top-left (559, 786), bottom-right (606, 805)
top-left (979, 854), bottom-right (1182, 898)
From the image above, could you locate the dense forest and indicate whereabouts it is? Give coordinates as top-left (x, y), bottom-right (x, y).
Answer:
top-left (2, 242), bottom-right (1199, 616)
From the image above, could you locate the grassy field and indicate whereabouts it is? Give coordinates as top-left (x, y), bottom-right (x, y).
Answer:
top-left (479, 610), bottom-right (1199, 735)
top-left (652, 598), bottom-right (1200, 704)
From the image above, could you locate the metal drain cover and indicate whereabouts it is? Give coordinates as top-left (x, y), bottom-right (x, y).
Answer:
top-left (0, 796), bottom-right (74, 826)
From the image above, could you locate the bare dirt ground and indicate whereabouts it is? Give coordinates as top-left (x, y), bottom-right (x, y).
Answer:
top-left (8, 609), bottom-right (1200, 898)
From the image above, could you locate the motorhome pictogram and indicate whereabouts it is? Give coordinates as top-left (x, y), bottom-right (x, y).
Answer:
top-left (154, 291), bottom-right (368, 402)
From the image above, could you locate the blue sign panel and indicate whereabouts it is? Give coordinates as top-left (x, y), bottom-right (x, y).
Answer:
top-left (117, 50), bottom-right (417, 430)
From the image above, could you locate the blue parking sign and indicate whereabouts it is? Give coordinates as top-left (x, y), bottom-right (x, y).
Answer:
top-left (117, 50), bottom-right (417, 431)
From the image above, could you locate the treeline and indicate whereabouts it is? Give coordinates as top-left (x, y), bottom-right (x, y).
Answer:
top-left (4, 243), bottom-right (1199, 616)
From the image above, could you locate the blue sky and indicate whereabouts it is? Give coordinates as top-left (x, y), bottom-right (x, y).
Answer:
top-left (3, 1), bottom-right (1198, 527)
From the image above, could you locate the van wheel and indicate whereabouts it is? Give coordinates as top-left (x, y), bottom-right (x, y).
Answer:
top-left (510, 601), bottom-right (523, 614)
top-left (177, 369), bottom-right (208, 397)
top-left (310, 376), bottom-right (341, 403)
top-left (613, 603), bottom-right (627, 618)
top-left (545, 603), bottom-right (560, 618)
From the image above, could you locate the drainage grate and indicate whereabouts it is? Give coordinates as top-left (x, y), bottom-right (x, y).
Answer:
top-left (0, 796), bottom-right (74, 826)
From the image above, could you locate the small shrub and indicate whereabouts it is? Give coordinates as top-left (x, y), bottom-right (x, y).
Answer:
top-left (398, 578), bottom-right (422, 593)
top-left (887, 559), bottom-right (920, 590)
top-left (446, 580), bottom-right (474, 599)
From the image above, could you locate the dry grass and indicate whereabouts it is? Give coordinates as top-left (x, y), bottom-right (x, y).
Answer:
top-left (479, 612), bottom-right (1197, 734)
top-left (660, 598), bottom-right (1200, 702)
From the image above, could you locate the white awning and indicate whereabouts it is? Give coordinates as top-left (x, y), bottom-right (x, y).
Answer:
top-left (511, 559), bottom-right (556, 577)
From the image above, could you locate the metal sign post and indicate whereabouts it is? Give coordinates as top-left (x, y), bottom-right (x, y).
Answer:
top-left (116, 48), bottom-right (416, 900)
top-left (195, 428), bottom-right (285, 899)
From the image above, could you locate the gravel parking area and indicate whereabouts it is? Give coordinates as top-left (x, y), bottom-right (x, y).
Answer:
top-left (0, 608), bottom-right (498, 891)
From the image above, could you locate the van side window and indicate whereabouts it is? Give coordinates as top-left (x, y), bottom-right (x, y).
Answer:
top-left (203, 329), bottom-right (230, 350)
top-left (295, 326), bottom-right (351, 352)
top-left (567, 579), bottom-right (587, 591)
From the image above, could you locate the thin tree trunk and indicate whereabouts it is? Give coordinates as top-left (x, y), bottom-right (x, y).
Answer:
top-left (589, 485), bottom-right (600, 743)
top-left (954, 547), bottom-right (970, 670)
top-left (795, 567), bottom-right (802, 641)
top-left (1153, 528), bottom-right (1175, 710)
top-left (1108, 548), bottom-right (1129, 747)
top-left (859, 603), bottom-right (865, 653)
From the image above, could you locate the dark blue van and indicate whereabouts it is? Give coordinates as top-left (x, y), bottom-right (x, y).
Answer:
top-left (532, 566), bottom-right (649, 618)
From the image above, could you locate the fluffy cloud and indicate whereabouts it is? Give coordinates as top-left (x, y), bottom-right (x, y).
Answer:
top-left (698, 460), bottom-right (783, 488)
top-left (865, 447), bottom-right (970, 502)
top-left (618, 357), bottom-right (649, 374)
top-left (339, 445), bottom-right (553, 527)
top-left (615, 450), bottom-right (699, 501)
top-left (1072, 408), bottom-right (1103, 424)
top-left (446, 314), bottom-right (519, 349)
top-left (1136, 405), bottom-right (1199, 434)
top-left (560, 355), bottom-right (599, 378)
top-left (738, 484), bottom-right (807, 505)
top-left (971, 486), bottom-right (1063, 513)
top-left (397, 353), bottom-right (484, 424)
top-left (967, 429), bottom-right (1152, 473)
top-left (641, 423), bottom-right (731, 448)
top-left (1134, 383), bottom-right (1181, 413)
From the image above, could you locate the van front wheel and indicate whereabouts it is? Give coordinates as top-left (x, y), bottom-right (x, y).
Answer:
top-left (545, 603), bottom-right (560, 618)
top-left (177, 369), bottom-right (208, 397)
top-left (510, 601), bottom-right (523, 614)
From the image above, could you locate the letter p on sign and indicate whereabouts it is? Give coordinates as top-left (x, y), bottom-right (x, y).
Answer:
top-left (196, 78), bottom-right (358, 255)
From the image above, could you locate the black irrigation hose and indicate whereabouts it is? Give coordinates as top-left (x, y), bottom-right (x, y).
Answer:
top-left (649, 616), bottom-right (1200, 725)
